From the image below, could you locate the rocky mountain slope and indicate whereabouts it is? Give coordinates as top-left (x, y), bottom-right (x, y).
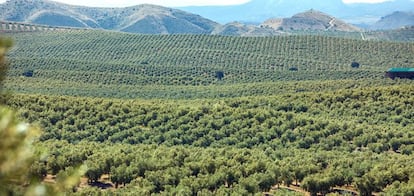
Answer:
top-left (5, 0), bottom-right (410, 35)
top-left (0, 0), bottom-right (219, 34)
top-left (212, 22), bottom-right (281, 36)
top-left (181, 0), bottom-right (414, 25)
top-left (262, 10), bottom-right (360, 32)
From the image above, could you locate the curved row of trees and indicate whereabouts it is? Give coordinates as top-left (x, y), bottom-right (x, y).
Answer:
top-left (3, 82), bottom-right (413, 194)
top-left (3, 30), bottom-right (414, 195)
top-left (28, 140), bottom-right (414, 195)
top-left (5, 31), bottom-right (414, 88)
top-left (6, 84), bottom-right (413, 153)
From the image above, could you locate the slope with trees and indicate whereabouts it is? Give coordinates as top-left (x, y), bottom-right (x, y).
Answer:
top-left (3, 82), bottom-right (413, 194)
top-left (4, 30), bottom-right (414, 99)
top-left (2, 27), bottom-right (414, 195)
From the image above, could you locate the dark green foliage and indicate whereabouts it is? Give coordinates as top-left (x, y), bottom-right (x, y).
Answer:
top-left (289, 67), bottom-right (298, 71)
top-left (6, 84), bottom-right (413, 151)
top-left (0, 37), bottom-right (12, 91)
top-left (3, 30), bottom-right (414, 195)
top-left (22, 69), bottom-right (33, 77)
top-left (215, 71), bottom-right (224, 80)
top-left (351, 61), bottom-right (360, 68)
top-left (3, 82), bottom-right (414, 194)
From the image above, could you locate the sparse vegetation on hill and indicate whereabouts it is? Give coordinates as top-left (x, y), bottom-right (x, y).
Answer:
top-left (2, 0), bottom-right (414, 38)
top-left (364, 26), bottom-right (414, 42)
top-left (371, 11), bottom-right (414, 30)
top-left (0, 0), bottom-right (219, 34)
top-left (212, 22), bottom-right (280, 36)
top-left (262, 10), bottom-right (361, 32)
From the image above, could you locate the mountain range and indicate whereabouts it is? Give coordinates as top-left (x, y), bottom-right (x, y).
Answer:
top-left (371, 11), bottom-right (414, 30)
top-left (180, 0), bottom-right (414, 25)
top-left (0, 0), bottom-right (219, 34)
top-left (0, 0), bottom-right (413, 35)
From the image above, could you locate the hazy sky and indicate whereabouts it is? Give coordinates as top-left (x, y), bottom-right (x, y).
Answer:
top-left (0, 0), bottom-right (396, 7)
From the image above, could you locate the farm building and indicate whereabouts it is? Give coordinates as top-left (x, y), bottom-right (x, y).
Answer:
top-left (385, 68), bottom-right (414, 79)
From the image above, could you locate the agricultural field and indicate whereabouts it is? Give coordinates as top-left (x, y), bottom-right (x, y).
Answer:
top-left (0, 21), bottom-right (77, 32)
top-left (3, 30), bottom-right (414, 98)
top-left (1, 29), bottom-right (414, 195)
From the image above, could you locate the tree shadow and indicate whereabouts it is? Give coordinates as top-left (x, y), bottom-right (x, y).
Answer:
top-left (88, 181), bottom-right (114, 189)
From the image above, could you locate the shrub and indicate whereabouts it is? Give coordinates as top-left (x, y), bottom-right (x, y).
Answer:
top-left (351, 62), bottom-right (360, 68)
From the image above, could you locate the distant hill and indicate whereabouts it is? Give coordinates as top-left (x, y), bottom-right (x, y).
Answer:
top-left (0, 0), bottom-right (219, 34)
top-left (5, 30), bottom-right (413, 91)
top-left (0, 0), bottom-right (363, 36)
top-left (181, 0), bottom-right (414, 25)
top-left (364, 26), bottom-right (414, 41)
top-left (2, 0), bottom-right (413, 36)
top-left (262, 10), bottom-right (360, 32)
top-left (371, 11), bottom-right (414, 30)
top-left (212, 22), bottom-right (281, 36)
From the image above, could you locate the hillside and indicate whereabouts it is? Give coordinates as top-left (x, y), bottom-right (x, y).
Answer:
top-left (0, 0), bottom-right (219, 34)
top-left (5, 75), bottom-right (414, 195)
top-left (364, 26), bottom-right (414, 41)
top-left (181, 0), bottom-right (414, 25)
top-left (212, 22), bottom-right (281, 36)
top-left (262, 10), bottom-right (360, 32)
top-left (4, 20), bottom-right (414, 42)
top-left (4, 0), bottom-right (414, 37)
top-left (4, 30), bottom-right (414, 99)
top-left (371, 11), bottom-right (414, 30)
top-left (5, 0), bottom-right (414, 38)
top-left (2, 23), bottom-right (414, 195)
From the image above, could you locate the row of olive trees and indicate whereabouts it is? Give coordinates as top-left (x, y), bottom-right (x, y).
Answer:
top-left (7, 83), bottom-right (413, 154)
top-left (7, 31), bottom-right (414, 89)
top-left (28, 139), bottom-right (414, 195)
top-left (0, 37), bottom-right (85, 195)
